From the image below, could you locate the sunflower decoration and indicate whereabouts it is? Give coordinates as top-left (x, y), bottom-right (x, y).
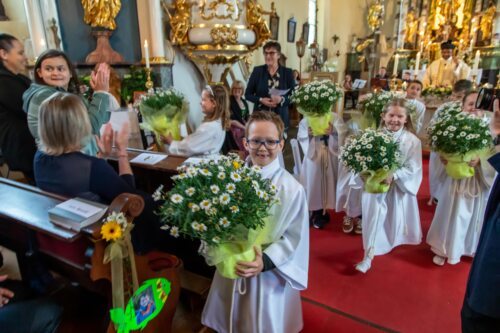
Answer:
top-left (101, 212), bottom-right (127, 242)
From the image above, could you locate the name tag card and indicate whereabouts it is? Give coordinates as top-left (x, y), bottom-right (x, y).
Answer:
top-left (56, 199), bottom-right (103, 218)
top-left (130, 153), bottom-right (167, 165)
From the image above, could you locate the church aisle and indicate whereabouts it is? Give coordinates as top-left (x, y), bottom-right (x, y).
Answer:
top-left (301, 157), bottom-right (470, 333)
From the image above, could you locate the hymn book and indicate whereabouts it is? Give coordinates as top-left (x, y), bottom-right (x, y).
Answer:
top-left (48, 198), bottom-right (108, 232)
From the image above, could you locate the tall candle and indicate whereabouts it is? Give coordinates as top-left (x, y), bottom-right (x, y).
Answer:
top-left (415, 52), bottom-right (421, 74)
top-left (393, 54), bottom-right (399, 76)
top-left (472, 50), bottom-right (480, 72)
top-left (144, 40), bottom-right (150, 69)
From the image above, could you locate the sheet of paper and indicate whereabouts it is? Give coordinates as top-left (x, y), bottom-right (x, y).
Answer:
top-left (56, 199), bottom-right (102, 218)
top-left (269, 88), bottom-right (290, 96)
top-left (353, 79), bottom-right (367, 89)
top-left (130, 153), bottom-right (167, 165)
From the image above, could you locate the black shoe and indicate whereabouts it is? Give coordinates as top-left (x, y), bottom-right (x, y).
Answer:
top-left (312, 215), bottom-right (326, 229)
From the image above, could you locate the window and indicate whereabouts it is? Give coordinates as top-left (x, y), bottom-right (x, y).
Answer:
top-left (308, 0), bottom-right (317, 45)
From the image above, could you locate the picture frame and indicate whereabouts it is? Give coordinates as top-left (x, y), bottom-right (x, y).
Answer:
top-left (310, 71), bottom-right (338, 83)
top-left (270, 14), bottom-right (280, 41)
top-left (302, 22), bottom-right (310, 44)
top-left (287, 17), bottom-right (297, 43)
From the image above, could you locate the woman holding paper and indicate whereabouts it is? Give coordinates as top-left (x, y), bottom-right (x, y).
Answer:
top-left (245, 41), bottom-right (296, 133)
top-left (34, 92), bottom-right (159, 252)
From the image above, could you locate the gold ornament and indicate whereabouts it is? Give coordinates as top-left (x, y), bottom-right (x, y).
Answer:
top-left (210, 26), bottom-right (239, 45)
top-left (367, 0), bottom-right (384, 32)
top-left (246, 0), bottom-right (271, 51)
top-left (81, 0), bottom-right (121, 30)
top-left (200, 0), bottom-right (242, 21)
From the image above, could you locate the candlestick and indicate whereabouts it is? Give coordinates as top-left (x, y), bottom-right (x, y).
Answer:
top-left (144, 40), bottom-right (150, 69)
top-left (414, 52), bottom-right (421, 79)
top-left (393, 54), bottom-right (399, 77)
top-left (472, 50), bottom-right (480, 72)
top-left (145, 67), bottom-right (153, 92)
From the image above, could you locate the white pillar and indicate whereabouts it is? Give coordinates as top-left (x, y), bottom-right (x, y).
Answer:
top-left (23, 0), bottom-right (47, 56)
top-left (136, 0), bottom-right (152, 61)
top-left (148, 0), bottom-right (166, 60)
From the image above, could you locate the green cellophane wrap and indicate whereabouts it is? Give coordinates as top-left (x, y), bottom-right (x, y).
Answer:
top-left (299, 109), bottom-right (334, 136)
top-left (202, 218), bottom-right (272, 279)
top-left (441, 149), bottom-right (491, 180)
top-left (139, 101), bottom-right (188, 142)
top-left (361, 169), bottom-right (392, 193)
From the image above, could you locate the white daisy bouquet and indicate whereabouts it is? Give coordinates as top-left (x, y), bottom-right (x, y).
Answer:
top-left (139, 88), bottom-right (188, 143)
top-left (430, 101), bottom-right (462, 123)
top-left (340, 129), bottom-right (403, 193)
top-left (155, 154), bottom-right (278, 279)
top-left (291, 80), bottom-right (343, 135)
top-left (427, 112), bottom-right (493, 179)
top-left (358, 91), bottom-right (399, 129)
top-left (422, 86), bottom-right (452, 97)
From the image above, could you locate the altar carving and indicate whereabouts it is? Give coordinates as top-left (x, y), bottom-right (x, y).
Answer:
top-left (82, 0), bottom-right (121, 30)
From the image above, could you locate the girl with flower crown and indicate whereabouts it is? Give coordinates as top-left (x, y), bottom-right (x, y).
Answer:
top-left (161, 84), bottom-right (230, 156)
top-left (355, 98), bottom-right (423, 273)
top-left (426, 92), bottom-right (496, 266)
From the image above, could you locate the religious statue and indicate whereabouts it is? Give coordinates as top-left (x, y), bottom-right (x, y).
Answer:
top-left (0, 0), bottom-right (9, 21)
top-left (165, 0), bottom-right (192, 45)
top-left (81, 0), bottom-right (121, 30)
top-left (479, 1), bottom-right (496, 43)
top-left (430, 3), bottom-right (446, 31)
top-left (404, 8), bottom-right (419, 46)
top-left (49, 18), bottom-right (62, 50)
top-left (453, 0), bottom-right (466, 29)
top-left (367, 0), bottom-right (384, 32)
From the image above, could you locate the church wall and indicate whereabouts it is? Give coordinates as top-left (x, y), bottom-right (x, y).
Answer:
top-left (55, 0), bottom-right (141, 63)
top-left (0, 0), bottom-right (29, 40)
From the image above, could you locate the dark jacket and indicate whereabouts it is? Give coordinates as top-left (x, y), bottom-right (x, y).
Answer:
top-left (245, 65), bottom-right (296, 127)
top-left (0, 65), bottom-right (36, 176)
top-left (464, 152), bottom-right (500, 318)
top-left (229, 96), bottom-right (249, 125)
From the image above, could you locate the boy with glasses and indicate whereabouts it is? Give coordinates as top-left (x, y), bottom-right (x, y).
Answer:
top-left (202, 111), bottom-right (309, 333)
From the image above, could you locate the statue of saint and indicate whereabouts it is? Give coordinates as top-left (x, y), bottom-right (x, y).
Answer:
top-left (166, 0), bottom-right (192, 45)
top-left (0, 0), bottom-right (9, 21)
top-left (81, 0), bottom-right (121, 30)
top-left (404, 8), bottom-right (419, 46)
top-left (367, 0), bottom-right (385, 32)
top-left (480, 1), bottom-right (496, 43)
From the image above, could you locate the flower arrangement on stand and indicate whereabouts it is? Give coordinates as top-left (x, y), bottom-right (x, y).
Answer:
top-left (427, 112), bottom-right (493, 179)
top-left (155, 154), bottom-right (279, 279)
top-left (422, 86), bottom-right (453, 97)
top-left (138, 88), bottom-right (189, 146)
top-left (340, 129), bottom-right (403, 193)
top-left (290, 80), bottom-right (343, 135)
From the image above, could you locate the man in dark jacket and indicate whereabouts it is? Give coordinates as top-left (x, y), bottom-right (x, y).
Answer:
top-left (462, 99), bottom-right (500, 332)
top-left (245, 41), bottom-right (296, 133)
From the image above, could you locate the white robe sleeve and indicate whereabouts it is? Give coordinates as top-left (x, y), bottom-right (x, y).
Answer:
top-left (297, 118), bottom-right (309, 157)
top-left (167, 121), bottom-right (224, 156)
top-left (393, 132), bottom-right (423, 195)
top-left (264, 175), bottom-right (310, 290)
top-left (478, 148), bottom-right (497, 188)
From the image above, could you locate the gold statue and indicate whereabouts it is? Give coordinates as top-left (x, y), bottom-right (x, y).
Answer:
top-left (480, 1), bottom-right (496, 42)
top-left (165, 0), bottom-right (192, 45)
top-left (404, 9), bottom-right (418, 45)
top-left (453, 0), bottom-right (466, 29)
top-left (81, 0), bottom-right (121, 30)
top-left (367, 0), bottom-right (385, 32)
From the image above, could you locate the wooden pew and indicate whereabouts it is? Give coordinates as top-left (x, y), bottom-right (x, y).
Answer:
top-left (0, 178), bottom-right (180, 333)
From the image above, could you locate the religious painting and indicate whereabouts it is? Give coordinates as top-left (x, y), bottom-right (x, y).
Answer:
top-left (270, 14), bottom-right (279, 41)
top-left (287, 17), bottom-right (297, 43)
top-left (302, 22), bottom-right (310, 44)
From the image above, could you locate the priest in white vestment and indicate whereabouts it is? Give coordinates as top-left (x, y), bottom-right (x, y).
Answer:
top-left (422, 40), bottom-right (470, 88)
top-left (202, 112), bottom-right (309, 333)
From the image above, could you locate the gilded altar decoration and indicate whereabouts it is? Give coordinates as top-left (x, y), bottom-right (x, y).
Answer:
top-left (167, 0), bottom-right (273, 83)
top-left (81, 0), bottom-right (121, 30)
top-left (367, 0), bottom-right (385, 32)
top-left (200, 0), bottom-right (242, 20)
top-left (480, 2), bottom-right (496, 43)
top-left (404, 8), bottom-right (419, 45)
top-left (210, 26), bottom-right (239, 45)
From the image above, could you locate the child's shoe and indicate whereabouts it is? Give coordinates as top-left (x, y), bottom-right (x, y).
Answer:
top-left (354, 218), bottom-right (362, 234)
top-left (342, 216), bottom-right (354, 233)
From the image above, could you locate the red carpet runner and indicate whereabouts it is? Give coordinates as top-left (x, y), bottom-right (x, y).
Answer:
top-left (301, 157), bottom-right (471, 332)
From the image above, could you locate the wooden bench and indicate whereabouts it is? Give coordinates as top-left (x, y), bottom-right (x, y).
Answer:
top-left (0, 178), bottom-right (181, 333)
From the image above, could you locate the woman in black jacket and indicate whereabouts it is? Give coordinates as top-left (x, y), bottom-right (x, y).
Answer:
top-left (0, 34), bottom-right (36, 180)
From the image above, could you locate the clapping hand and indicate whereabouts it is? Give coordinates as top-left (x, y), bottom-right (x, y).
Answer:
top-left (492, 99), bottom-right (500, 137)
top-left (115, 122), bottom-right (130, 155)
top-left (90, 63), bottom-right (110, 92)
top-left (0, 275), bottom-right (14, 307)
top-left (468, 157), bottom-right (480, 167)
top-left (96, 123), bottom-right (113, 157)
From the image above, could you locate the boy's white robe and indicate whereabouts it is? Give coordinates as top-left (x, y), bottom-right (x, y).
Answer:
top-left (406, 98), bottom-right (426, 134)
top-left (335, 118), bottom-right (362, 217)
top-left (297, 118), bottom-right (338, 211)
top-left (166, 119), bottom-right (225, 156)
top-left (359, 129), bottom-right (423, 256)
top-left (426, 152), bottom-right (496, 264)
top-left (201, 157), bottom-right (310, 333)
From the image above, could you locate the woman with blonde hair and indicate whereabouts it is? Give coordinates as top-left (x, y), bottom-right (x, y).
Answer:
top-left (34, 92), bottom-right (159, 252)
top-left (229, 80), bottom-right (249, 152)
